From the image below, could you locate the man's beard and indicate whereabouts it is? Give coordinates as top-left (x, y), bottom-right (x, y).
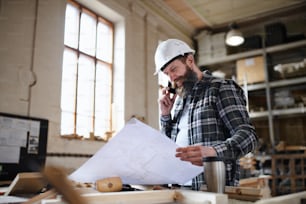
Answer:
top-left (175, 65), bottom-right (198, 98)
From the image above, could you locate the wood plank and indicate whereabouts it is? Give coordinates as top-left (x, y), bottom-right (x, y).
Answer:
top-left (83, 190), bottom-right (176, 204)
top-left (202, 185), bottom-right (261, 196)
top-left (255, 191), bottom-right (306, 204)
top-left (81, 190), bottom-right (228, 204)
top-left (42, 166), bottom-right (88, 204)
top-left (23, 189), bottom-right (57, 204)
top-left (201, 185), bottom-right (271, 201)
top-left (4, 172), bottom-right (47, 196)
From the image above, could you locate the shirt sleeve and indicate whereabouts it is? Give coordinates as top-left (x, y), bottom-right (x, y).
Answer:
top-left (212, 80), bottom-right (258, 159)
top-left (160, 114), bottom-right (172, 138)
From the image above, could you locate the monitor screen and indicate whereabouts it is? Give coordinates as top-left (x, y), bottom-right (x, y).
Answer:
top-left (0, 112), bottom-right (48, 181)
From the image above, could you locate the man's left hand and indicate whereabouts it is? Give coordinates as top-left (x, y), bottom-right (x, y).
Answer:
top-left (175, 145), bottom-right (217, 166)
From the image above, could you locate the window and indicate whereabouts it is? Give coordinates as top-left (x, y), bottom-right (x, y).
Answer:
top-left (61, 0), bottom-right (114, 140)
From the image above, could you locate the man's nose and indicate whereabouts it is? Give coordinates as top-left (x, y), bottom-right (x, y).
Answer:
top-left (168, 73), bottom-right (176, 82)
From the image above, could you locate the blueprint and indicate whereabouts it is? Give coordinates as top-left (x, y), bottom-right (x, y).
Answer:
top-left (69, 118), bottom-right (203, 185)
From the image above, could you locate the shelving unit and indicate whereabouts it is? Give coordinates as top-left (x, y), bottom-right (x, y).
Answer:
top-left (198, 39), bottom-right (306, 149)
top-left (197, 34), bottom-right (306, 196)
top-left (271, 154), bottom-right (306, 196)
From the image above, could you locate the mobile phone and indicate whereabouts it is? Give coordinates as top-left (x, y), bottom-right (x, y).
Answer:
top-left (168, 81), bottom-right (176, 94)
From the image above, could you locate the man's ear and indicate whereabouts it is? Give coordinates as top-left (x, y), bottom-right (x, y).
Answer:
top-left (185, 54), bottom-right (194, 67)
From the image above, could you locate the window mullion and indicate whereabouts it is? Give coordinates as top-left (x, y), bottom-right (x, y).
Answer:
top-left (74, 6), bottom-right (82, 136)
top-left (92, 18), bottom-right (99, 135)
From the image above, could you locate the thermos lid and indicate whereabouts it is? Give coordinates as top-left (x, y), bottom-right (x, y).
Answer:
top-left (203, 156), bottom-right (224, 162)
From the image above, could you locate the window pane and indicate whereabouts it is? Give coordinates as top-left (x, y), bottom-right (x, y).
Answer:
top-left (97, 21), bottom-right (113, 63)
top-left (64, 3), bottom-right (79, 49)
top-left (61, 48), bottom-right (77, 111)
top-left (61, 112), bottom-right (75, 135)
top-left (61, 48), bottom-right (77, 135)
top-left (76, 55), bottom-right (95, 138)
top-left (79, 12), bottom-right (96, 56)
top-left (95, 61), bottom-right (112, 138)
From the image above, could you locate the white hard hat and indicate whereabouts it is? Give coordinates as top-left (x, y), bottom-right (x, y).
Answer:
top-left (154, 39), bottom-right (195, 75)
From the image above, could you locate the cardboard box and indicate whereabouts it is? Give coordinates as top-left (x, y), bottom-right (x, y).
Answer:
top-left (195, 30), bottom-right (213, 53)
top-left (236, 56), bottom-right (265, 84)
top-left (211, 32), bottom-right (226, 49)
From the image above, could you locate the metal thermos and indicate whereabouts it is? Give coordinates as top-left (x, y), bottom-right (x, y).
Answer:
top-left (203, 156), bottom-right (226, 193)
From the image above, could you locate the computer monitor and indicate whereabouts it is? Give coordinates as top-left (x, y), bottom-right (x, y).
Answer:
top-left (0, 112), bottom-right (48, 181)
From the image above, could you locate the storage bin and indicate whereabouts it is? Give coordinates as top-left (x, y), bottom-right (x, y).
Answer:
top-left (265, 22), bottom-right (287, 46)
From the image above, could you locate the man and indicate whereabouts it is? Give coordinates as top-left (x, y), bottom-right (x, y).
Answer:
top-left (155, 39), bottom-right (258, 190)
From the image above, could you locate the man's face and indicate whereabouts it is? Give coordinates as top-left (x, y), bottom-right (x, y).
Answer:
top-left (163, 59), bottom-right (189, 88)
top-left (163, 58), bottom-right (197, 90)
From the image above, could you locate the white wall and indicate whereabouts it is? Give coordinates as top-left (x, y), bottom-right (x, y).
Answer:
top-left (0, 0), bottom-right (193, 172)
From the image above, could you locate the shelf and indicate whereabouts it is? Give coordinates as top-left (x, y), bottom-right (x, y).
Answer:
top-left (273, 175), bottom-right (306, 179)
top-left (199, 49), bottom-right (263, 66)
top-left (255, 155), bottom-right (272, 161)
top-left (199, 39), bottom-right (306, 67)
top-left (266, 40), bottom-right (306, 54)
top-left (269, 76), bottom-right (306, 88)
top-left (249, 111), bottom-right (269, 118)
top-left (249, 106), bottom-right (306, 118)
top-left (242, 76), bottom-right (306, 92)
top-left (272, 106), bottom-right (306, 116)
top-left (245, 83), bottom-right (267, 91)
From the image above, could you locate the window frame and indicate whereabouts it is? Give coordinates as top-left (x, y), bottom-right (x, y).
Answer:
top-left (61, 0), bottom-right (114, 141)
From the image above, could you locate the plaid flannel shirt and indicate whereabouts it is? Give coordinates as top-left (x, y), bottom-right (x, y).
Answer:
top-left (160, 71), bottom-right (258, 190)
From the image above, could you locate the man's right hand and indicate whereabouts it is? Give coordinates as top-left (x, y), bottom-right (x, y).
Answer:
top-left (159, 87), bottom-right (177, 116)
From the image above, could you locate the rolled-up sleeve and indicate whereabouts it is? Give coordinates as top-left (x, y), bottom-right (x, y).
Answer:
top-left (160, 114), bottom-right (172, 138)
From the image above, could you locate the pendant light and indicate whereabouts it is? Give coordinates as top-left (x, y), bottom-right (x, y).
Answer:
top-left (225, 23), bottom-right (244, 46)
